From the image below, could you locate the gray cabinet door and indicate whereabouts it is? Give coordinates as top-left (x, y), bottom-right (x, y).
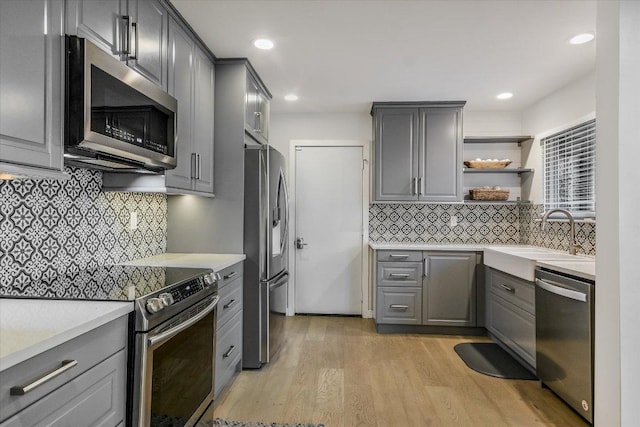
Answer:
top-left (244, 73), bottom-right (269, 144)
top-left (0, 350), bottom-right (126, 427)
top-left (166, 18), bottom-right (194, 191)
top-left (127, 0), bottom-right (168, 89)
top-left (422, 251), bottom-right (476, 326)
top-left (66, 0), bottom-right (126, 57)
top-left (256, 90), bottom-right (270, 142)
top-left (418, 107), bottom-right (463, 202)
top-left (373, 108), bottom-right (419, 201)
top-left (192, 47), bottom-right (215, 194)
top-left (0, 0), bottom-right (64, 171)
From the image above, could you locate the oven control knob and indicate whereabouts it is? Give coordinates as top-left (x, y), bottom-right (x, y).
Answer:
top-left (204, 273), bottom-right (216, 286)
top-left (159, 292), bottom-right (174, 307)
top-left (146, 297), bottom-right (164, 314)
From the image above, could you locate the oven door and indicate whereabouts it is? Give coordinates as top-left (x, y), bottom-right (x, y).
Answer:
top-left (134, 295), bottom-right (219, 427)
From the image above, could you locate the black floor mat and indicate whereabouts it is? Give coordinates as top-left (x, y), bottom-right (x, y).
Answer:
top-left (454, 342), bottom-right (538, 380)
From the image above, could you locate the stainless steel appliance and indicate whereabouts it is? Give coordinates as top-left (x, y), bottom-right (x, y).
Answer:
top-left (4, 265), bottom-right (219, 426)
top-left (243, 145), bottom-right (289, 368)
top-left (535, 267), bottom-right (594, 423)
top-left (64, 36), bottom-right (177, 172)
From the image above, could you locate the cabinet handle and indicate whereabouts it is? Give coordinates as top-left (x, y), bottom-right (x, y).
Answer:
top-left (500, 284), bottom-right (515, 293)
top-left (128, 21), bottom-right (138, 60)
top-left (254, 111), bottom-right (262, 133)
top-left (412, 177), bottom-right (418, 195)
top-left (389, 273), bottom-right (410, 278)
top-left (119, 16), bottom-right (131, 55)
top-left (388, 254), bottom-right (409, 259)
top-left (418, 177), bottom-right (422, 196)
top-left (197, 153), bottom-right (202, 180)
top-left (224, 271), bottom-right (238, 280)
top-left (223, 345), bottom-right (237, 358)
top-left (10, 360), bottom-right (78, 395)
top-left (191, 153), bottom-right (197, 179)
top-left (223, 299), bottom-right (238, 310)
top-left (390, 304), bottom-right (409, 310)
top-left (423, 258), bottom-right (428, 277)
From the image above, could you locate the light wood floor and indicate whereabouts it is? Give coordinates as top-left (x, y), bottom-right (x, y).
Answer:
top-left (208, 316), bottom-right (587, 427)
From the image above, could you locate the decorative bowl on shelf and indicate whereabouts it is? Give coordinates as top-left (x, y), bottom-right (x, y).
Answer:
top-left (469, 187), bottom-right (510, 201)
top-left (464, 159), bottom-right (512, 169)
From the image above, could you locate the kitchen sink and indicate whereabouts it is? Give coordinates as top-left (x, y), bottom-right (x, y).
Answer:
top-left (484, 246), bottom-right (592, 281)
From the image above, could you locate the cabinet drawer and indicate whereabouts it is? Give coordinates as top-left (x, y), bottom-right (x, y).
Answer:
top-left (488, 294), bottom-right (536, 368)
top-left (376, 287), bottom-right (422, 325)
top-left (377, 262), bottom-right (422, 287)
top-left (217, 278), bottom-right (243, 329)
top-left (488, 268), bottom-right (535, 314)
top-left (215, 311), bottom-right (242, 398)
top-left (217, 262), bottom-right (244, 290)
top-left (0, 316), bottom-right (127, 422)
top-left (1, 349), bottom-right (126, 427)
top-left (377, 250), bottom-right (422, 262)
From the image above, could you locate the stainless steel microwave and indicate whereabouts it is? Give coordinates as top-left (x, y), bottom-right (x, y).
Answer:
top-left (64, 36), bottom-right (177, 172)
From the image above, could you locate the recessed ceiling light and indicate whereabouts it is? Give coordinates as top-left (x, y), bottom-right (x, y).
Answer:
top-left (569, 33), bottom-right (595, 45)
top-left (284, 94), bottom-right (298, 101)
top-left (496, 92), bottom-right (513, 100)
top-left (253, 38), bottom-right (274, 50)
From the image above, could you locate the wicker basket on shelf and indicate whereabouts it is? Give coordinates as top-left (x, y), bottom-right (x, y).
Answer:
top-left (464, 160), bottom-right (512, 169)
top-left (469, 188), bottom-right (510, 201)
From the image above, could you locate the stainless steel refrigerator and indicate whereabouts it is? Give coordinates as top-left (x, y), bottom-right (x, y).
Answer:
top-left (243, 145), bottom-right (289, 368)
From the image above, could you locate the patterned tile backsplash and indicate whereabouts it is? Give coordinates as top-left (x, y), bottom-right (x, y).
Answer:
top-left (0, 167), bottom-right (167, 294)
top-left (369, 203), bottom-right (596, 256)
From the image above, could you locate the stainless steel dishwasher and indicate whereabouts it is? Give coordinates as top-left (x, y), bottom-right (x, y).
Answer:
top-left (535, 267), bottom-right (594, 423)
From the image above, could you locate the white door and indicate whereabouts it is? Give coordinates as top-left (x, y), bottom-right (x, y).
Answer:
top-left (295, 146), bottom-right (363, 314)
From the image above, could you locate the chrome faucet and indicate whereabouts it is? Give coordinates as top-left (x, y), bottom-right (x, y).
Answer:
top-left (540, 208), bottom-right (583, 255)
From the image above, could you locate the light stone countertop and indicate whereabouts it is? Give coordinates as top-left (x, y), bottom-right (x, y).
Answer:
top-left (122, 253), bottom-right (246, 271)
top-left (0, 299), bottom-right (133, 371)
top-left (536, 260), bottom-right (595, 281)
top-left (369, 242), bottom-right (514, 252)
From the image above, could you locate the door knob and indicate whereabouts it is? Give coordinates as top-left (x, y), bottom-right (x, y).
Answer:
top-left (296, 237), bottom-right (308, 249)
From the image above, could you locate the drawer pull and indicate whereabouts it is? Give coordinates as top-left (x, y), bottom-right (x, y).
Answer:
top-left (389, 273), bottom-right (410, 278)
top-left (223, 271), bottom-right (238, 280)
top-left (390, 304), bottom-right (409, 310)
top-left (500, 284), bottom-right (515, 293)
top-left (389, 254), bottom-right (409, 259)
top-left (223, 299), bottom-right (238, 310)
top-left (223, 345), bottom-right (237, 358)
top-left (10, 360), bottom-right (78, 396)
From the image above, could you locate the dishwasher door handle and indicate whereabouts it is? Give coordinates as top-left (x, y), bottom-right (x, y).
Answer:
top-left (536, 278), bottom-right (587, 302)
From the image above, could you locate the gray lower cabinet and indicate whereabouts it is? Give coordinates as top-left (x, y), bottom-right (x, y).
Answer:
top-left (375, 250), bottom-right (478, 328)
top-left (423, 251), bottom-right (477, 326)
top-left (372, 102), bottom-right (465, 202)
top-left (486, 267), bottom-right (536, 368)
top-left (0, 0), bottom-right (65, 177)
top-left (0, 316), bottom-right (128, 426)
top-left (215, 262), bottom-right (244, 398)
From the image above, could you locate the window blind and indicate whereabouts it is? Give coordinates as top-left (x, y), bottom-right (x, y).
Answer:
top-left (542, 119), bottom-right (596, 217)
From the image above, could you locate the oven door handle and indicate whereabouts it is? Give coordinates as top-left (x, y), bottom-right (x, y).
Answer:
top-left (148, 296), bottom-right (219, 348)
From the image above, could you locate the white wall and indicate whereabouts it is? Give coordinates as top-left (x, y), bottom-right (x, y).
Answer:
top-left (463, 111), bottom-right (523, 136)
top-left (520, 71), bottom-right (596, 203)
top-left (269, 112), bottom-right (372, 176)
top-left (595, 1), bottom-right (640, 425)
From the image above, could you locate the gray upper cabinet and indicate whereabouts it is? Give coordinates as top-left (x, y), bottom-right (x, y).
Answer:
top-left (373, 108), bottom-right (419, 201)
top-left (126, 0), bottom-right (168, 89)
top-left (244, 72), bottom-right (270, 144)
top-left (164, 17), bottom-right (214, 194)
top-left (66, 0), bottom-right (126, 57)
top-left (67, 0), bottom-right (168, 89)
top-left (0, 0), bottom-right (65, 177)
top-left (423, 251), bottom-right (477, 326)
top-left (372, 102), bottom-right (465, 202)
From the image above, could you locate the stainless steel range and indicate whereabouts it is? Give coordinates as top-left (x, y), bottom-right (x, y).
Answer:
top-left (4, 265), bottom-right (219, 427)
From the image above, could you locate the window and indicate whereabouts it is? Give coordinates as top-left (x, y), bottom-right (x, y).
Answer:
top-left (542, 119), bottom-right (596, 218)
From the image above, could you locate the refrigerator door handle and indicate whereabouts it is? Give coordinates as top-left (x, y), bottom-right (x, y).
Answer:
top-left (279, 169), bottom-right (290, 255)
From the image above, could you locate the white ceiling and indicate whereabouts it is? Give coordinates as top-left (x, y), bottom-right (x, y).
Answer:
top-left (171, 0), bottom-right (596, 114)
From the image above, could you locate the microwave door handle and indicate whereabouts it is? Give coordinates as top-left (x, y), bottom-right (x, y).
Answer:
top-left (148, 296), bottom-right (219, 348)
